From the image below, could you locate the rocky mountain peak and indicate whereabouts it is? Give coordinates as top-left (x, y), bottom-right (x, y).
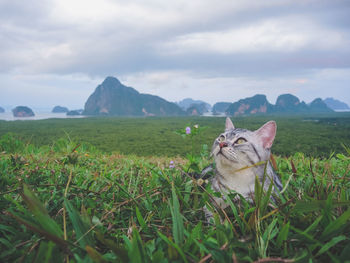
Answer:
top-left (226, 94), bottom-right (274, 116)
top-left (83, 76), bottom-right (184, 116)
top-left (275, 94), bottom-right (309, 113)
top-left (276, 94), bottom-right (300, 107)
top-left (102, 76), bottom-right (122, 86)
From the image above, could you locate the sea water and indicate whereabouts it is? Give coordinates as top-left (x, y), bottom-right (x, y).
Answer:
top-left (0, 112), bottom-right (85, 121)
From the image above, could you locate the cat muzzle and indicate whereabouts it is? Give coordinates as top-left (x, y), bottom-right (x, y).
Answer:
top-left (219, 142), bottom-right (228, 149)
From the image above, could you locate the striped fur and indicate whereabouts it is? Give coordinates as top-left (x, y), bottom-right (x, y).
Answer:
top-left (203, 118), bottom-right (282, 221)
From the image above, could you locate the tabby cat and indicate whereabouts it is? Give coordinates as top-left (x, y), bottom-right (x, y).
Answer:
top-left (202, 117), bottom-right (282, 221)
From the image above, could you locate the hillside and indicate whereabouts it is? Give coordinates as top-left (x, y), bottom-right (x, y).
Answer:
top-left (83, 76), bottom-right (185, 116)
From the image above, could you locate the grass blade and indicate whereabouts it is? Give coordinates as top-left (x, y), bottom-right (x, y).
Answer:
top-left (321, 208), bottom-right (350, 239)
top-left (135, 206), bottom-right (148, 232)
top-left (8, 211), bottom-right (69, 250)
top-left (169, 183), bottom-right (184, 245)
top-left (21, 184), bottom-right (63, 238)
top-left (260, 180), bottom-right (274, 215)
top-left (95, 232), bottom-right (128, 262)
top-left (129, 227), bottom-right (146, 263)
top-left (316, 235), bottom-right (347, 256)
top-left (86, 245), bottom-right (107, 263)
top-left (157, 231), bottom-right (188, 263)
top-left (34, 241), bottom-right (56, 263)
top-left (277, 222), bottom-right (290, 247)
top-left (303, 215), bottom-right (323, 235)
top-left (64, 198), bottom-right (95, 248)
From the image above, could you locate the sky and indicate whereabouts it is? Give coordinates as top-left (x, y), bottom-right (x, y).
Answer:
top-left (1, 0), bottom-right (350, 111)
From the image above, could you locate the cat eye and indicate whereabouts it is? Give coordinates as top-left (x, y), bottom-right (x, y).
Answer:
top-left (235, 138), bottom-right (247, 144)
top-left (218, 135), bottom-right (225, 142)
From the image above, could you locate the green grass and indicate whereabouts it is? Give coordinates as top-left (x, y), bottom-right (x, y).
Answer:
top-left (1, 113), bottom-right (350, 157)
top-left (1, 134), bottom-right (350, 262)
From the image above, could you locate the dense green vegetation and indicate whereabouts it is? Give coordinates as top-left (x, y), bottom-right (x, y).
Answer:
top-left (0, 132), bottom-right (349, 262)
top-left (1, 113), bottom-right (350, 157)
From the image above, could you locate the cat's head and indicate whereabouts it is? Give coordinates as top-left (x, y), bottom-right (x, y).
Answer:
top-left (212, 117), bottom-right (276, 170)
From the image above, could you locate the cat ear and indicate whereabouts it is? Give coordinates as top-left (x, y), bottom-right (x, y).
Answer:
top-left (255, 121), bottom-right (276, 149)
top-left (225, 117), bottom-right (235, 131)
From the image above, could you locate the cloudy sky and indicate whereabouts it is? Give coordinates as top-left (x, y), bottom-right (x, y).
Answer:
top-left (1, 0), bottom-right (349, 110)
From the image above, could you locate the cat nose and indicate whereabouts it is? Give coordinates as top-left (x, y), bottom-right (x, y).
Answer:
top-left (219, 142), bottom-right (228, 149)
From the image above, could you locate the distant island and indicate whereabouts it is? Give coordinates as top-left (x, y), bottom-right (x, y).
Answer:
top-left (179, 95), bottom-right (349, 117)
top-left (67, 109), bottom-right (83, 116)
top-left (226, 94), bottom-right (333, 116)
top-left (81, 76), bottom-right (348, 117)
top-left (52, 106), bottom-right (69, 113)
top-left (186, 103), bottom-right (210, 116)
top-left (83, 76), bottom-right (185, 116)
top-left (177, 98), bottom-right (211, 111)
top-left (12, 106), bottom-right (35, 117)
top-left (6, 76), bottom-right (349, 118)
top-left (324, 98), bottom-right (350, 111)
top-left (0, 106), bottom-right (4, 113)
top-left (176, 98), bottom-right (211, 116)
top-left (227, 94), bottom-right (275, 116)
top-left (212, 102), bottom-right (232, 115)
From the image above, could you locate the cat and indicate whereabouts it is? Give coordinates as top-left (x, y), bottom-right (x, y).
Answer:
top-left (202, 117), bottom-right (282, 221)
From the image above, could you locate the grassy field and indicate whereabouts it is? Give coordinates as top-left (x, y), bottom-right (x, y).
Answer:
top-left (0, 133), bottom-right (350, 262)
top-left (1, 114), bottom-right (350, 262)
top-left (1, 113), bottom-right (350, 157)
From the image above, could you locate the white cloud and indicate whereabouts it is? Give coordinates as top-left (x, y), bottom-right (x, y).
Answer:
top-left (160, 17), bottom-right (349, 55)
top-left (0, 0), bottom-right (349, 108)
